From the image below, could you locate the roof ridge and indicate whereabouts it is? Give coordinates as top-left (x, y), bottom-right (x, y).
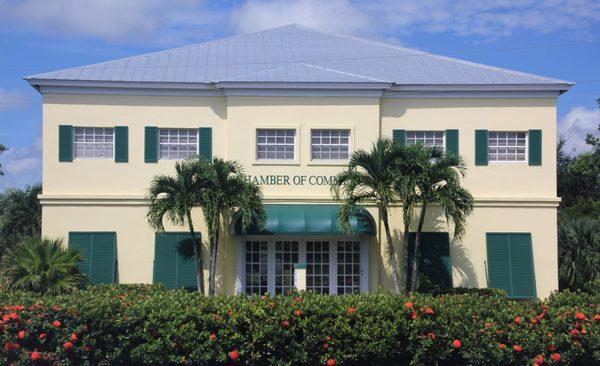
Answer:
top-left (291, 25), bottom-right (572, 85)
top-left (301, 63), bottom-right (388, 82)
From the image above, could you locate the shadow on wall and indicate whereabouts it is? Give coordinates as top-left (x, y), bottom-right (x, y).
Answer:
top-left (451, 240), bottom-right (478, 288)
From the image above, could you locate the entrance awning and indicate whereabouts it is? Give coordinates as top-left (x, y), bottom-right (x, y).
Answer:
top-left (233, 204), bottom-right (376, 235)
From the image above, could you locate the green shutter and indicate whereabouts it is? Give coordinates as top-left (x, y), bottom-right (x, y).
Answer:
top-left (407, 232), bottom-right (452, 289)
top-left (528, 129), bottom-right (542, 166)
top-left (486, 233), bottom-right (536, 299)
top-left (153, 232), bottom-right (199, 289)
top-left (114, 126), bottom-right (128, 163)
top-left (59, 125), bottom-right (73, 162)
top-left (198, 127), bottom-right (212, 161)
top-left (144, 126), bottom-right (158, 163)
top-left (392, 129), bottom-right (406, 146)
top-left (475, 129), bottom-right (488, 166)
top-left (69, 232), bottom-right (116, 284)
top-left (445, 129), bottom-right (459, 155)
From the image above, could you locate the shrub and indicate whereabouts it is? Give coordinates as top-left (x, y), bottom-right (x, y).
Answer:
top-left (558, 217), bottom-right (600, 290)
top-left (0, 285), bottom-right (599, 365)
top-left (0, 237), bottom-right (83, 295)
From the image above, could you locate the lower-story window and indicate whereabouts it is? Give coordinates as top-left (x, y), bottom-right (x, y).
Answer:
top-left (241, 238), bottom-right (367, 295)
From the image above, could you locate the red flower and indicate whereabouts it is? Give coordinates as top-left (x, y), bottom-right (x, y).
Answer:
top-left (593, 314), bottom-right (600, 321)
top-left (582, 328), bottom-right (588, 335)
top-left (452, 339), bottom-right (461, 348)
top-left (63, 341), bottom-right (73, 350)
top-left (260, 295), bottom-right (267, 301)
top-left (293, 297), bottom-right (302, 303)
top-left (209, 333), bottom-right (216, 340)
top-left (514, 316), bottom-right (522, 324)
top-left (70, 332), bottom-right (78, 341)
top-left (228, 350), bottom-right (239, 361)
top-left (499, 343), bottom-right (506, 350)
top-left (52, 320), bottom-right (61, 327)
top-left (281, 320), bottom-right (289, 328)
top-left (38, 333), bottom-right (46, 340)
top-left (570, 329), bottom-right (579, 336)
top-left (428, 332), bottom-right (436, 340)
top-left (18, 330), bottom-right (25, 339)
top-left (547, 344), bottom-right (556, 351)
top-left (1, 314), bottom-right (9, 322)
top-left (8, 313), bottom-right (18, 320)
top-left (10, 305), bottom-right (24, 312)
top-left (575, 312), bottom-right (587, 320)
top-left (551, 353), bottom-right (561, 362)
top-left (30, 351), bottom-right (42, 361)
top-left (294, 309), bottom-right (302, 316)
top-left (404, 301), bottom-right (414, 309)
top-left (536, 354), bottom-right (544, 364)
top-left (52, 305), bottom-right (60, 312)
top-left (326, 359), bottom-right (336, 366)
top-left (347, 307), bottom-right (357, 315)
top-left (425, 307), bottom-right (434, 315)
top-left (323, 343), bottom-right (329, 349)
top-left (513, 345), bottom-right (522, 352)
top-left (325, 335), bottom-right (332, 341)
top-left (485, 322), bottom-right (492, 329)
top-left (83, 345), bottom-right (92, 352)
top-left (411, 311), bottom-right (417, 320)
top-left (4, 342), bottom-right (19, 351)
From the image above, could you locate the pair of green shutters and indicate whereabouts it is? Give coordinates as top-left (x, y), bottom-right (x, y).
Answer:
top-left (393, 129), bottom-right (542, 166)
top-left (393, 129), bottom-right (459, 155)
top-left (486, 233), bottom-right (536, 299)
top-left (58, 126), bottom-right (212, 163)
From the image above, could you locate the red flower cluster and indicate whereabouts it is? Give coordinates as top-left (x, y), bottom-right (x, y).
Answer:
top-left (347, 307), bottom-right (356, 315)
top-left (551, 353), bottom-right (561, 362)
top-left (452, 339), bottom-right (461, 348)
top-left (30, 351), bottom-right (42, 361)
top-left (229, 350), bottom-right (239, 361)
top-left (4, 342), bottom-right (19, 351)
top-left (326, 359), bottom-right (336, 366)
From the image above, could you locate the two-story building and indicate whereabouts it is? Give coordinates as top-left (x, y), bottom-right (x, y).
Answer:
top-left (26, 25), bottom-right (572, 298)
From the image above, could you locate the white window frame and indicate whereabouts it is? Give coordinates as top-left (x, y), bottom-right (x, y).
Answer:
top-left (310, 129), bottom-right (351, 162)
top-left (253, 127), bottom-right (300, 165)
top-left (406, 131), bottom-right (445, 149)
top-left (158, 128), bottom-right (199, 160)
top-left (236, 236), bottom-right (369, 295)
top-left (73, 127), bottom-right (115, 160)
top-left (488, 131), bottom-right (528, 163)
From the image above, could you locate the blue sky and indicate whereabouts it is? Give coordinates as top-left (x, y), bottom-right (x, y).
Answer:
top-left (0, 0), bottom-right (599, 191)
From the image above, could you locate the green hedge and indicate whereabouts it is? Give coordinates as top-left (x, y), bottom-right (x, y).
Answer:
top-left (1, 285), bottom-right (599, 365)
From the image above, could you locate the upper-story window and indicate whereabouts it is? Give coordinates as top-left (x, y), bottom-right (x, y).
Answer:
top-left (74, 127), bottom-right (114, 159)
top-left (311, 129), bottom-right (350, 160)
top-left (256, 129), bottom-right (295, 160)
top-left (159, 128), bottom-right (198, 160)
top-left (489, 131), bottom-right (527, 162)
top-left (406, 131), bottom-right (444, 148)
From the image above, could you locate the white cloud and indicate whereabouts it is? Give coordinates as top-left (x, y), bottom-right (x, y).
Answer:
top-left (229, 0), bottom-right (600, 40)
top-left (0, 136), bottom-right (42, 191)
top-left (558, 106), bottom-right (600, 154)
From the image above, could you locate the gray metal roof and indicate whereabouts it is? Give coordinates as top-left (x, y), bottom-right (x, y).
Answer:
top-left (25, 24), bottom-right (572, 87)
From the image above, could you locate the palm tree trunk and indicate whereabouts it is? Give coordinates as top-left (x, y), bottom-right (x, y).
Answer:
top-left (186, 210), bottom-right (204, 295)
top-left (410, 203), bottom-right (428, 293)
top-left (402, 220), bottom-right (410, 294)
top-left (208, 225), bottom-right (220, 296)
top-left (381, 206), bottom-right (401, 294)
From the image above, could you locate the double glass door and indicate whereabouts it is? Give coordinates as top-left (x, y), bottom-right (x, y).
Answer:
top-left (243, 237), bottom-right (366, 295)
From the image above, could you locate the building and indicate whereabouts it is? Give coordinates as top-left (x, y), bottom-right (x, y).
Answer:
top-left (26, 25), bottom-right (572, 298)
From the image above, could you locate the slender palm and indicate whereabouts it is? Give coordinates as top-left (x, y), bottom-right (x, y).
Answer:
top-left (408, 147), bottom-right (474, 292)
top-left (194, 158), bottom-right (266, 296)
top-left (0, 237), bottom-right (83, 294)
top-left (558, 217), bottom-right (600, 290)
top-left (147, 161), bottom-right (205, 294)
top-left (331, 138), bottom-right (414, 294)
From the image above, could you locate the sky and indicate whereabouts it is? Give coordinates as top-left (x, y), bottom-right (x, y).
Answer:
top-left (0, 0), bottom-right (599, 191)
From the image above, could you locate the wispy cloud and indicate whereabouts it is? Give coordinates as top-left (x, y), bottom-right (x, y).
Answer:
top-left (0, 88), bottom-right (29, 111)
top-left (558, 105), bottom-right (600, 154)
top-left (0, 135), bottom-right (42, 191)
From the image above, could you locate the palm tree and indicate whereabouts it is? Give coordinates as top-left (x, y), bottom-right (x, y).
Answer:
top-left (0, 237), bottom-right (83, 294)
top-left (147, 161), bottom-right (206, 294)
top-left (558, 217), bottom-right (600, 290)
top-left (194, 158), bottom-right (266, 296)
top-left (408, 147), bottom-right (474, 292)
top-left (0, 184), bottom-right (42, 255)
top-left (331, 138), bottom-right (415, 294)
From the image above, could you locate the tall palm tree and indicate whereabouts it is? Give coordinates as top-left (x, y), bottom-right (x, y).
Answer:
top-left (194, 158), bottom-right (266, 296)
top-left (331, 138), bottom-right (415, 294)
top-left (0, 237), bottom-right (83, 294)
top-left (147, 161), bottom-right (205, 294)
top-left (408, 147), bottom-right (474, 292)
top-left (0, 184), bottom-right (42, 255)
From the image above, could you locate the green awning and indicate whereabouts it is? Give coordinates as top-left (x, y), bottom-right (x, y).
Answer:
top-left (233, 204), bottom-right (376, 236)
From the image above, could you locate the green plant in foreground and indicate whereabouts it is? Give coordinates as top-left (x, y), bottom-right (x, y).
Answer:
top-left (0, 237), bottom-right (83, 294)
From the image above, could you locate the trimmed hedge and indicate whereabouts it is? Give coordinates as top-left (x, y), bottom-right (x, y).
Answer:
top-left (1, 285), bottom-right (599, 365)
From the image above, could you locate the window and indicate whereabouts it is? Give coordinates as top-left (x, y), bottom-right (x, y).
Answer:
top-left (256, 129), bottom-right (295, 160)
top-left (489, 132), bottom-right (527, 162)
top-left (73, 128), bottom-right (114, 159)
top-left (311, 129), bottom-right (350, 160)
top-left (406, 131), bottom-right (444, 148)
top-left (336, 241), bottom-right (361, 294)
top-left (275, 241), bottom-right (299, 294)
top-left (159, 129), bottom-right (198, 160)
top-left (245, 241), bottom-right (268, 295)
top-left (306, 241), bottom-right (330, 294)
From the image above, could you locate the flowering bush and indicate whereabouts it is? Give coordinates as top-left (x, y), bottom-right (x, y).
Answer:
top-left (0, 285), bottom-right (599, 365)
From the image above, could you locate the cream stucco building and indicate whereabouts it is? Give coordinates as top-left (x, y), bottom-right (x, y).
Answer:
top-left (26, 25), bottom-right (572, 298)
